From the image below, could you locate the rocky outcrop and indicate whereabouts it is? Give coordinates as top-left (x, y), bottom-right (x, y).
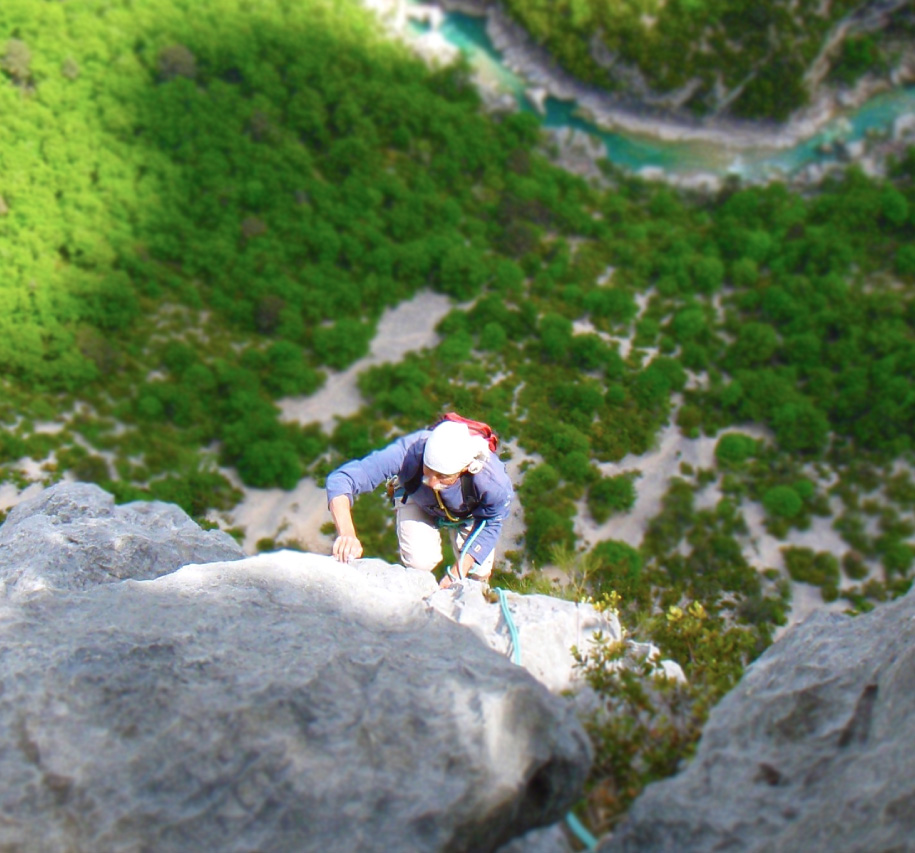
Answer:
top-left (0, 483), bottom-right (592, 852)
top-left (428, 580), bottom-right (622, 694)
top-left (599, 585), bottom-right (915, 853)
top-left (0, 482), bottom-right (245, 598)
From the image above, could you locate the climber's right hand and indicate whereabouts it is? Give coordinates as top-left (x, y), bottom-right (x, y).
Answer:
top-left (333, 534), bottom-right (363, 564)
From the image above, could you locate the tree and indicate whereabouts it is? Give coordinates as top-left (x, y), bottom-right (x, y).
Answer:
top-left (763, 485), bottom-right (803, 519)
top-left (539, 312), bottom-right (573, 362)
top-left (588, 474), bottom-right (638, 524)
top-left (771, 401), bottom-right (829, 454)
top-left (714, 433), bottom-right (758, 468)
top-left (727, 322), bottom-right (779, 369)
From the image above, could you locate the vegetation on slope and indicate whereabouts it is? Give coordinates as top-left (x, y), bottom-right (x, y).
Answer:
top-left (0, 0), bottom-right (545, 507)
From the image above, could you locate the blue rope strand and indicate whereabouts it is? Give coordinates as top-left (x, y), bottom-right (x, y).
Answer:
top-left (492, 586), bottom-right (598, 850)
top-left (565, 812), bottom-right (599, 850)
top-left (495, 588), bottom-right (522, 665)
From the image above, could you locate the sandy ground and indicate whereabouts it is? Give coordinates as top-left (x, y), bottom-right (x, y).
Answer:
top-left (278, 291), bottom-right (453, 432)
top-left (0, 479), bottom-right (44, 514)
top-left (570, 419), bottom-right (853, 630)
top-left (223, 290), bottom-right (455, 553)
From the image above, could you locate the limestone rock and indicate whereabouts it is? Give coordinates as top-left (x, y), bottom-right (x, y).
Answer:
top-left (497, 822), bottom-right (573, 853)
top-left (0, 486), bottom-right (591, 852)
top-left (0, 554), bottom-right (591, 852)
top-left (600, 586), bottom-right (915, 853)
top-left (0, 481), bottom-right (244, 598)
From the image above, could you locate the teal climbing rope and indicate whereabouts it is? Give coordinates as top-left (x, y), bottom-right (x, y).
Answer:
top-left (565, 812), bottom-right (599, 850)
top-left (492, 586), bottom-right (598, 852)
top-left (495, 588), bottom-right (522, 665)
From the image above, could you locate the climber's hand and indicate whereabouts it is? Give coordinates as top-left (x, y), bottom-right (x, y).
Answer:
top-left (333, 534), bottom-right (363, 564)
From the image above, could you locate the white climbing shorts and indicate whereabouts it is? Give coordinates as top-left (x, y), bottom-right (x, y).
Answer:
top-left (394, 499), bottom-right (494, 580)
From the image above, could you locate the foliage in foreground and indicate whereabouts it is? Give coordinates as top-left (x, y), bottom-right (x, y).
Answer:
top-left (573, 596), bottom-right (764, 834)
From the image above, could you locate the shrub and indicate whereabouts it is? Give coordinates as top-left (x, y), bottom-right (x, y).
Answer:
top-left (525, 505), bottom-right (575, 565)
top-left (157, 44), bottom-right (197, 80)
top-left (691, 255), bottom-right (724, 293)
top-left (880, 538), bottom-right (914, 576)
top-left (896, 244), bottom-right (915, 277)
top-left (763, 485), bottom-right (803, 519)
top-left (715, 432), bottom-right (758, 467)
top-left (1, 39), bottom-right (31, 81)
top-left (588, 474), bottom-right (638, 524)
top-left (771, 401), bottom-right (829, 454)
top-left (589, 539), bottom-right (642, 599)
top-left (842, 550), bottom-right (869, 581)
top-left (731, 257), bottom-right (759, 287)
top-left (782, 547), bottom-right (840, 599)
top-left (574, 599), bottom-right (762, 834)
top-left (670, 307), bottom-right (706, 342)
top-left (539, 312), bottom-right (574, 362)
top-left (0, 430), bottom-right (26, 464)
top-left (70, 454), bottom-right (110, 484)
top-left (235, 439), bottom-right (303, 490)
top-left (480, 321), bottom-right (508, 351)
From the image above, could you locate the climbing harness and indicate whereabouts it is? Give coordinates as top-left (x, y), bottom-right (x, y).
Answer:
top-left (491, 585), bottom-right (599, 851)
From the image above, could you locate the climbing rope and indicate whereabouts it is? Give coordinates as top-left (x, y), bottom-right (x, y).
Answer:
top-left (565, 812), bottom-right (599, 850)
top-left (491, 585), bottom-right (599, 851)
top-left (445, 518), bottom-right (488, 582)
top-left (495, 588), bottom-right (521, 665)
top-left (451, 531), bottom-right (600, 847)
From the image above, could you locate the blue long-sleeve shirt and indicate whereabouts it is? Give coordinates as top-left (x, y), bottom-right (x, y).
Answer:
top-left (325, 429), bottom-right (514, 566)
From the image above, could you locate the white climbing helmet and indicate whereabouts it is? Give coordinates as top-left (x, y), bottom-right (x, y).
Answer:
top-left (423, 421), bottom-right (490, 476)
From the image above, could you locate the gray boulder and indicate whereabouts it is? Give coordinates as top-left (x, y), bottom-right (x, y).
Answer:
top-left (0, 531), bottom-right (591, 853)
top-left (0, 481), bottom-right (244, 598)
top-left (600, 586), bottom-right (915, 853)
top-left (497, 823), bottom-right (573, 853)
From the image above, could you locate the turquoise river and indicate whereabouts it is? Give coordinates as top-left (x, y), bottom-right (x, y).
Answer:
top-left (418, 11), bottom-right (915, 181)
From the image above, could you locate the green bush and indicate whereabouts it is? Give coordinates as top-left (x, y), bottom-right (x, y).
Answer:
top-left (574, 599), bottom-right (763, 834)
top-left (588, 474), bottom-right (638, 524)
top-left (589, 539), bottom-right (643, 599)
top-left (763, 485), bottom-right (803, 519)
top-left (715, 432), bottom-right (758, 467)
top-left (782, 547), bottom-right (840, 598)
top-left (842, 550), bottom-right (869, 581)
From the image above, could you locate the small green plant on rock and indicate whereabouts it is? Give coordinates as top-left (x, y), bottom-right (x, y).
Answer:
top-left (574, 596), bottom-right (763, 835)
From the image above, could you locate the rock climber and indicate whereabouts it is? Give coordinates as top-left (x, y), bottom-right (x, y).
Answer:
top-left (326, 416), bottom-right (514, 586)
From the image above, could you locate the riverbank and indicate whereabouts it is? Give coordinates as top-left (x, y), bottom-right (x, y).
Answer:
top-left (431, 0), bottom-right (915, 152)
